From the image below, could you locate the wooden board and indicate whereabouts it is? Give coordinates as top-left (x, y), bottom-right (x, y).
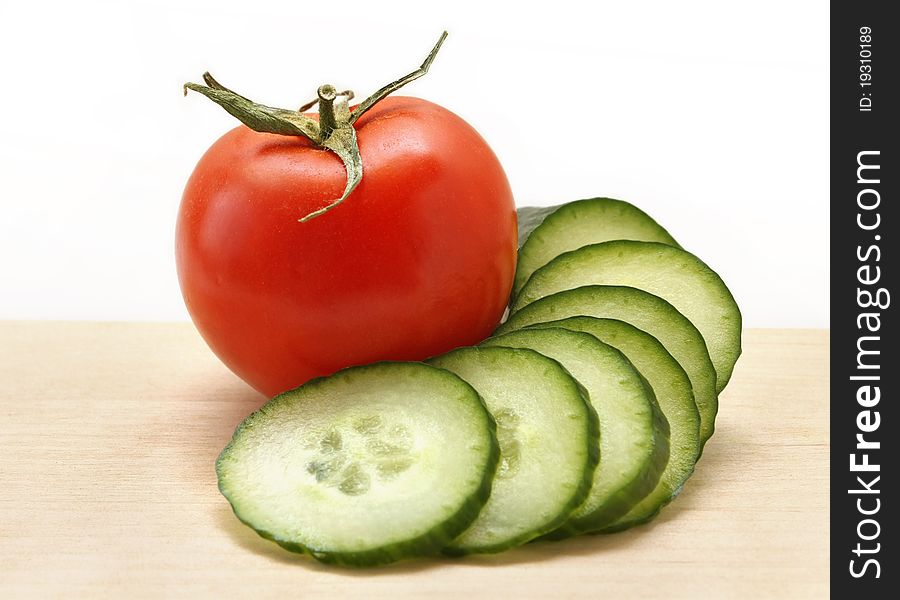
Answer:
top-left (0, 323), bottom-right (829, 598)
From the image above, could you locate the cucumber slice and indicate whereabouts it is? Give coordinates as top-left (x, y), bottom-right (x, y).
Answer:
top-left (429, 346), bottom-right (599, 554)
top-left (481, 328), bottom-right (669, 536)
top-left (514, 198), bottom-right (679, 298)
top-left (498, 285), bottom-right (719, 447)
top-left (513, 241), bottom-right (741, 391)
top-left (516, 205), bottom-right (561, 249)
top-left (216, 362), bottom-right (499, 567)
top-left (527, 317), bottom-right (700, 530)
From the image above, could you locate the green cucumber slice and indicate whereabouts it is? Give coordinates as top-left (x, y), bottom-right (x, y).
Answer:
top-left (216, 362), bottom-right (499, 567)
top-left (513, 241), bottom-right (742, 391)
top-left (429, 346), bottom-right (599, 554)
top-left (516, 205), bottom-right (561, 249)
top-left (480, 328), bottom-right (669, 536)
top-left (514, 198), bottom-right (679, 298)
top-left (528, 317), bottom-right (700, 530)
top-left (498, 285), bottom-right (719, 447)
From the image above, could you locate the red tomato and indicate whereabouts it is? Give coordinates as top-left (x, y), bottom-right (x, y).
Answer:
top-left (176, 96), bottom-right (517, 397)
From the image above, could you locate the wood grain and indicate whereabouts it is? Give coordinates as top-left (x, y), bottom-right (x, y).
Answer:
top-left (0, 323), bottom-right (828, 598)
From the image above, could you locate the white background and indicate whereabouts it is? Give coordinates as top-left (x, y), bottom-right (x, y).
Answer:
top-left (0, 0), bottom-right (828, 327)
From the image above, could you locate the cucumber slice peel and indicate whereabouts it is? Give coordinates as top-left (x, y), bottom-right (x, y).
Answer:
top-left (498, 285), bottom-right (719, 447)
top-left (514, 198), bottom-right (680, 299)
top-left (481, 328), bottom-right (670, 537)
top-left (429, 346), bottom-right (599, 554)
top-left (513, 240), bottom-right (741, 391)
top-left (216, 362), bottom-right (499, 567)
top-left (527, 317), bottom-right (700, 530)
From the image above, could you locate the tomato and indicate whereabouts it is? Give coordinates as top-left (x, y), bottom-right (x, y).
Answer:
top-left (176, 96), bottom-right (517, 397)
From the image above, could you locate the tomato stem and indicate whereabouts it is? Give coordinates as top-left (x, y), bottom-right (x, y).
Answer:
top-left (317, 85), bottom-right (339, 138)
top-left (347, 31), bottom-right (448, 125)
top-left (184, 31), bottom-right (449, 222)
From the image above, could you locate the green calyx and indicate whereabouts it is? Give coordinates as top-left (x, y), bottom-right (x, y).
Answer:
top-left (184, 32), bottom-right (448, 223)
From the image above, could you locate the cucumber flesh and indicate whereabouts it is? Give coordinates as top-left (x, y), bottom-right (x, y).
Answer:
top-left (429, 346), bottom-right (599, 554)
top-left (481, 328), bottom-right (669, 536)
top-left (498, 285), bottom-right (719, 447)
top-left (528, 317), bottom-right (700, 530)
top-left (514, 198), bottom-right (679, 299)
top-left (216, 362), bottom-right (499, 567)
top-left (513, 240), bottom-right (741, 391)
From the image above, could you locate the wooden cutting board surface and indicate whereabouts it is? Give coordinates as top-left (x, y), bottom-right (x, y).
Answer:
top-left (0, 322), bottom-right (828, 598)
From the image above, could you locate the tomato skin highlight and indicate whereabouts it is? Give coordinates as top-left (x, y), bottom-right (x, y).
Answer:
top-left (176, 96), bottom-right (517, 397)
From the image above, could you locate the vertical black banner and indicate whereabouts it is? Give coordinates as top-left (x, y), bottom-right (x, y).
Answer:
top-left (831, 1), bottom-right (897, 597)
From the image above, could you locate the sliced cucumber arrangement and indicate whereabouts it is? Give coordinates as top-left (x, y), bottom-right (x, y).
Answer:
top-left (428, 346), bottom-right (599, 554)
top-left (480, 328), bottom-right (669, 536)
top-left (527, 318), bottom-right (701, 529)
top-left (216, 362), bottom-right (498, 567)
top-left (514, 198), bottom-right (679, 299)
top-left (498, 285), bottom-right (719, 447)
top-left (513, 240), bottom-right (741, 391)
top-left (216, 195), bottom-right (742, 567)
